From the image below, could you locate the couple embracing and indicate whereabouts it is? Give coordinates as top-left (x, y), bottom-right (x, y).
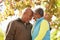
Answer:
top-left (5, 7), bottom-right (50, 40)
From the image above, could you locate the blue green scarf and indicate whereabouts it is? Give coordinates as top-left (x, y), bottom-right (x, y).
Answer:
top-left (32, 17), bottom-right (50, 40)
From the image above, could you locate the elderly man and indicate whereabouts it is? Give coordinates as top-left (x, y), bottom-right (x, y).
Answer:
top-left (5, 8), bottom-right (33, 40)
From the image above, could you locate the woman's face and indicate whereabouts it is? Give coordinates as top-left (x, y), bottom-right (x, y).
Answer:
top-left (33, 13), bottom-right (41, 21)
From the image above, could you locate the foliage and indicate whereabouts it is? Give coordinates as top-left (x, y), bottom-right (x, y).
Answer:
top-left (0, 27), bottom-right (4, 40)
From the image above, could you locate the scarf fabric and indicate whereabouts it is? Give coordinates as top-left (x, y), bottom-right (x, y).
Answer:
top-left (32, 17), bottom-right (44, 40)
top-left (32, 17), bottom-right (50, 40)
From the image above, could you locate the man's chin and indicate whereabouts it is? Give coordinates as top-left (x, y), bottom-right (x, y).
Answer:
top-left (25, 21), bottom-right (29, 23)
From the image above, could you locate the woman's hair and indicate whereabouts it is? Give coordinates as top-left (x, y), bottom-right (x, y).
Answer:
top-left (35, 8), bottom-right (44, 17)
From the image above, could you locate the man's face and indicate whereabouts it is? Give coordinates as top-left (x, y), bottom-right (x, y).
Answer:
top-left (22, 9), bottom-right (33, 23)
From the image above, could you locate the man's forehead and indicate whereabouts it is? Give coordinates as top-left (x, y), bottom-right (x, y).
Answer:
top-left (25, 8), bottom-right (32, 12)
top-left (25, 9), bottom-right (32, 14)
top-left (22, 8), bottom-right (32, 14)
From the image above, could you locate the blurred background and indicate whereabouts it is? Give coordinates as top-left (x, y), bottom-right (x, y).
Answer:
top-left (0, 0), bottom-right (60, 40)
